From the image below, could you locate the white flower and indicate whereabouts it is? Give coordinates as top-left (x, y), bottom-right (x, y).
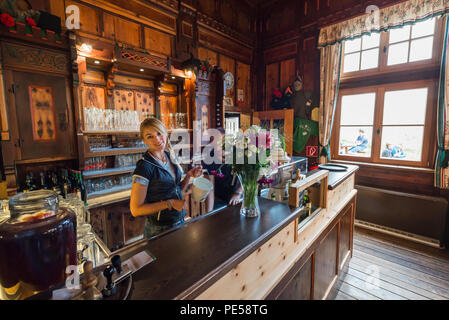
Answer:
top-left (236, 140), bottom-right (245, 149)
top-left (249, 145), bottom-right (258, 153)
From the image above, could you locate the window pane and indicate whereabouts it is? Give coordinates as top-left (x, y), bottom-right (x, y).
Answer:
top-left (344, 52), bottom-right (360, 73)
top-left (362, 33), bottom-right (380, 50)
top-left (409, 36), bottom-right (434, 62)
top-left (388, 42), bottom-right (409, 65)
top-left (341, 93), bottom-right (376, 125)
top-left (380, 126), bottom-right (424, 162)
top-left (344, 38), bottom-right (361, 53)
top-left (361, 48), bottom-right (379, 70)
top-left (411, 18), bottom-right (435, 38)
top-left (389, 25), bottom-right (411, 43)
top-left (383, 88), bottom-right (428, 125)
top-left (339, 127), bottom-right (372, 157)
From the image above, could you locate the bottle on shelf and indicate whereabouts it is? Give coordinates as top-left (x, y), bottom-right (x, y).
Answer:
top-left (77, 171), bottom-right (87, 204)
top-left (303, 190), bottom-right (312, 216)
top-left (39, 171), bottom-right (49, 190)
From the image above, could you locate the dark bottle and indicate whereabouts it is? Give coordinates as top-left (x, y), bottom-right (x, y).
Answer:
top-left (39, 171), bottom-right (49, 190)
top-left (78, 172), bottom-right (87, 204)
top-left (24, 172), bottom-right (38, 192)
top-left (59, 169), bottom-right (69, 199)
top-left (50, 171), bottom-right (60, 195)
top-left (46, 171), bottom-right (54, 190)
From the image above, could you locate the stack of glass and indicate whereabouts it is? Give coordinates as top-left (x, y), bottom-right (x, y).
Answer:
top-left (0, 200), bottom-right (9, 225)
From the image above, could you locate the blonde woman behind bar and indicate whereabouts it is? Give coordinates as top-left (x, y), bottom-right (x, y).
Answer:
top-left (130, 118), bottom-right (202, 238)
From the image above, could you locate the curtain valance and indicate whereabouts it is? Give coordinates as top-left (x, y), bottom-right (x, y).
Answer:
top-left (318, 0), bottom-right (449, 48)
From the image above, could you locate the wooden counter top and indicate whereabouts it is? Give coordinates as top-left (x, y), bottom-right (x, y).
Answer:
top-left (130, 197), bottom-right (302, 300)
top-left (326, 164), bottom-right (359, 190)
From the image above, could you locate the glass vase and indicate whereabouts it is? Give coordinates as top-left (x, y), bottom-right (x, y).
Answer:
top-left (238, 168), bottom-right (260, 218)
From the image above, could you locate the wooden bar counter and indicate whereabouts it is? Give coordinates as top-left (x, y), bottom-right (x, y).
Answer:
top-left (129, 165), bottom-right (358, 300)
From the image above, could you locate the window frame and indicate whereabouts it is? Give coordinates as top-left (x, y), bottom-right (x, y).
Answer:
top-left (341, 17), bottom-right (443, 80)
top-left (331, 79), bottom-right (437, 168)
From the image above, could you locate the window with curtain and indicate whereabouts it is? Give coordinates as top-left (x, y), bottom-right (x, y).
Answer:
top-left (331, 17), bottom-right (443, 168)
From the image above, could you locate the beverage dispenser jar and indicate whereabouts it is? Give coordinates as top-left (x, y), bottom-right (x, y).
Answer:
top-left (0, 190), bottom-right (77, 300)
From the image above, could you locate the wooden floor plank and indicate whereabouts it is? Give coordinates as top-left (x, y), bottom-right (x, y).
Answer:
top-left (353, 249), bottom-right (449, 291)
top-left (344, 265), bottom-right (429, 300)
top-left (353, 243), bottom-right (449, 282)
top-left (354, 227), bottom-right (449, 261)
top-left (348, 258), bottom-right (449, 300)
top-left (354, 233), bottom-right (449, 271)
top-left (334, 290), bottom-right (357, 300)
top-left (333, 279), bottom-right (380, 300)
top-left (353, 240), bottom-right (449, 281)
top-left (331, 228), bottom-right (449, 300)
top-left (338, 271), bottom-right (407, 300)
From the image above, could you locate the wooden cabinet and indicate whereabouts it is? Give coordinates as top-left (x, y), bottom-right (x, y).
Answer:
top-left (7, 70), bottom-right (75, 161)
top-left (90, 200), bottom-right (145, 251)
top-left (314, 224), bottom-right (338, 300)
top-left (253, 109), bottom-right (294, 155)
top-left (276, 254), bottom-right (313, 300)
top-left (269, 195), bottom-right (356, 300)
top-left (338, 202), bottom-right (354, 270)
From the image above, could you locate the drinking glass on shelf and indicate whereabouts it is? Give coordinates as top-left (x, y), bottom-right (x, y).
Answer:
top-left (168, 113), bottom-right (175, 129)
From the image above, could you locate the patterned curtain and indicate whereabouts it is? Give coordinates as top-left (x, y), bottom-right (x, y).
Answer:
top-left (319, 0), bottom-right (449, 48)
top-left (436, 16), bottom-right (449, 188)
top-left (319, 42), bottom-right (342, 164)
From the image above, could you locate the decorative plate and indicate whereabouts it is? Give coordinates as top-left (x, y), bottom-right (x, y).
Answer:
top-left (224, 72), bottom-right (234, 91)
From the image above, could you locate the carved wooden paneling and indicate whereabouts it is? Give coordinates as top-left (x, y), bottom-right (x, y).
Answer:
top-left (82, 70), bottom-right (106, 85)
top-left (6, 70), bottom-right (75, 160)
top-left (122, 210), bottom-right (146, 244)
top-left (115, 45), bottom-right (170, 72)
top-left (236, 61), bottom-right (250, 110)
top-left (265, 62), bottom-right (279, 108)
top-left (181, 21), bottom-right (194, 39)
top-left (198, 28), bottom-right (252, 64)
top-left (65, 0), bottom-right (100, 35)
top-left (220, 54), bottom-right (235, 99)
top-left (114, 17), bottom-right (141, 48)
top-left (48, 0), bottom-right (66, 24)
top-left (1, 42), bottom-right (69, 74)
top-left (264, 42), bottom-right (298, 64)
top-left (103, 13), bottom-right (116, 39)
top-left (83, 0), bottom-right (176, 34)
top-left (198, 47), bottom-right (218, 66)
top-left (159, 95), bottom-right (177, 127)
top-left (280, 58), bottom-right (296, 90)
top-left (114, 74), bottom-right (154, 88)
top-left (144, 27), bottom-right (172, 56)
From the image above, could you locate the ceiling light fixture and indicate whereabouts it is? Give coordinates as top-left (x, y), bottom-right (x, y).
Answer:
top-left (80, 43), bottom-right (92, 53)
top-left (94, 60), bottom-right (100, 64)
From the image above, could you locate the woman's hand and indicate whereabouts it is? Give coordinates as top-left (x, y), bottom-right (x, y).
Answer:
top-left (187, 166), bottom-right (203, 178)
top-left (228, 193), bottom-right (242, 206)
top-left (170, 199), bottom-right (186, 211)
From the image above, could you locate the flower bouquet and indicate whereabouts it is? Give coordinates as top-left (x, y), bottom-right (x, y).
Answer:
top-left (222, 125), bottom-right (279, 218)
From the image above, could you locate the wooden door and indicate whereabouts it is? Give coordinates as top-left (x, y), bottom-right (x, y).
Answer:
top-left (338, 200), bottom-right (354, 271)
top-left (313, 224), bottom-right (339, 300)
top-left (11, 71), bottom-right (75, 160)
top-left (276, 255), bottom-right (313, 300)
